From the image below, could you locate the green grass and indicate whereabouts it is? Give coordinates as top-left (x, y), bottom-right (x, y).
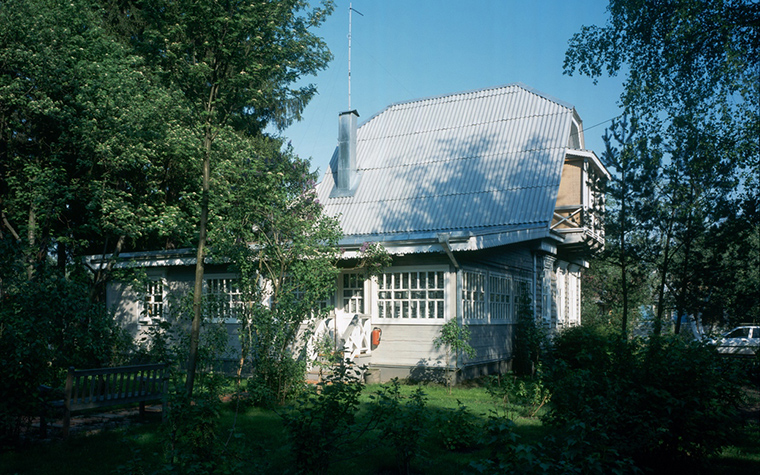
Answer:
top-left (1, 380), bottom-right (758, 474)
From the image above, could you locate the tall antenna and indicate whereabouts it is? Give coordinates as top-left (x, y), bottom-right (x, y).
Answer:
top-left (348, 3), bottom-right (363, 110)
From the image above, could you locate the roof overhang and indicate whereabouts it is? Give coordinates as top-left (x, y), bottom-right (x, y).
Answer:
top-left (566, 148), bottom-right (611, 181)
top-left (337, 223), bottom-right (562, 258)
top-left (84, 248), bottom-right (200, 270)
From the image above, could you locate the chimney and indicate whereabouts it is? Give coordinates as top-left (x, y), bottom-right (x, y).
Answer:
top-left (336, 110), bottom-right (359, 193)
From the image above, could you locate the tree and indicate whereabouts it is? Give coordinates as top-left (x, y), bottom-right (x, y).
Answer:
top-left (598, 115), bottom-right (659, 335)
top-left (103, 0), bottom-right (335, 396)
top-left (0, 0), bottom-right (198, 284)
top-left (565, 0), bottom-right (759, 169)
top-left (213, 138), bottom-right (342, 404)
top-left (565, 0), bottom-right (759, 331)
top-left (434, 320), bottom-right (476, 392)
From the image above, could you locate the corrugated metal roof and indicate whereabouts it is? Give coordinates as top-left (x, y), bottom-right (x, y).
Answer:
top-left (316, 83), bottom-right (576, 247)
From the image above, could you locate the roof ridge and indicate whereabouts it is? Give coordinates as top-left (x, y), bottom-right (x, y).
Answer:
top-left (358, 82), bottom-right (575, 129)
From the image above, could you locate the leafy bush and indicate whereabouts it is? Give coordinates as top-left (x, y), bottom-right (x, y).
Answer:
top-left (281, 361), bottom-right (369, 475)
top-left (543, 326), bottom-right (745, 471)
top-left (512, 293), bottom-right (546, 376)
top-left (433, 400), bottom-right (479, 451)
top-left (0, 271), bottom-right (130, 446)
top-left (370, 379), bottom-right (429, 474)
top-left (433, 320), bottom-right (476, 392)
top-left (473, 413), bottom-right (639, 475)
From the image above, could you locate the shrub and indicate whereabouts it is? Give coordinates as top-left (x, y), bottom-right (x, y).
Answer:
top-left (543, 326), bottom-right (745, 471)
top-left (512, 293), bottom-right (546, 376)
top-left (371, 379), bottom-right (429, 474)
top-left (0, 272), bottom-right (129, 446)
top-left (281, 361), bottom-right (368, 475)
top-left (433, 400), bottom-right (479, 451)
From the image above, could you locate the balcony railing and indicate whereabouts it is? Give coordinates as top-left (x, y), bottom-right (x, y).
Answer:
top-left (551, 205), bottom-right (604, 247)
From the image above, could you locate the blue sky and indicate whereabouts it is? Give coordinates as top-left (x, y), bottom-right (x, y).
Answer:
top-left (282, 0), bottom-right (625, 176)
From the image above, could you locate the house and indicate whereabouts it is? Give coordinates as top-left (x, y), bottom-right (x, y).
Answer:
top-left (314, 83), bottom-right (609, 381)
top-left (89, 83), bottom-right (609, 382)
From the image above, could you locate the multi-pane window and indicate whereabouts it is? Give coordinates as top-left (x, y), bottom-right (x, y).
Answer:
top-left (205, 277), bottom-right (243, 323)
top-left (377, 270), bottom-right (445, 321)
top-left (141, 280), bottom-right (164, 324)
top-left (462, 270), bottom-right (532, 324)
top-left (556, 267), bottom-right (566, 325)
top-left (462, 271), bottom-right (486, 321)
top-left (342, 272), bottom-right (365, 314)
top-left (489, 273), bottom-right (511, 322)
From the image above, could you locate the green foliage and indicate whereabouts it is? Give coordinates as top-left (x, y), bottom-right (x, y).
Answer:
top-left (0, 268), bottom-right (130, 446)
top-left (161, 383), bottom-right (248, 475)
top-left (544, 325), bottom-right (746, 471)
top-left (432, 400), bottom-right (479, 451)
top-left (484, 372), bottom-right (550, 421)
top-left (512, 293), bottom-right (545, 376)
top-left (473, 411), bottom-right (639, 474)
top-left (565, 0), bottom-right (759, 332)
top-left (282, 362), bottom-right (368, 475)
top-left (355, 241), bottom-right (392, 277)
top-left (370, 379), bottom-right (429, 475)
top-left (434, 320), bottom-right (476, 391)
top-left (213, 140), bottom-right (342, 405)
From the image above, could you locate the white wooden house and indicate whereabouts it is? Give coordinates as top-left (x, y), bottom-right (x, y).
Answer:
top-left (90, 83), bottom-right (609, 382)
top-left (314, 83), bottom-right (609, 381)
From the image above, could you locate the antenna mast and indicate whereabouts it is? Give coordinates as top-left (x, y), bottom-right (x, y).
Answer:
top-left (348, 3), bottom-right (363, 110)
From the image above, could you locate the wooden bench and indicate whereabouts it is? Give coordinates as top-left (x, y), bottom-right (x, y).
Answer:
top-left (40, 363), bottom-right (168, 438)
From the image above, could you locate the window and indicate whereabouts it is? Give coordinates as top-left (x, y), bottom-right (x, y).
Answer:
top-left (342, 272), bottom-right (365, 314)
top-left (462, 271), bottom-right (486, 321)
top-left (377, 269), bottom-right (446, 321)
top-left (462, 270), bottom-right (522, 325)
top-left (205, 277), bottom-right (243, 323)
top-left (489, 273), bottom-right (511, 322)
top-left (141, 279), bottom-right (164, 324)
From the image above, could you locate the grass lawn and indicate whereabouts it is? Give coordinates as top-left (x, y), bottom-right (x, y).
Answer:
top-left (1, 380), bottom-right (758, 474)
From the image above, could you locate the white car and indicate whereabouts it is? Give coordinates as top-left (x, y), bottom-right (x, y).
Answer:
top-left (710, 326), bottom-right (760, 356)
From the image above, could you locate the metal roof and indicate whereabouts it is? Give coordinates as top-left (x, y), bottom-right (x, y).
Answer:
top-left (316, 83), bottom-right (579, 249)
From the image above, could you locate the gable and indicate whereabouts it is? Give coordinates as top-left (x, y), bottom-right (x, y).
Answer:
top-left (317, 83), bottom-right (577, 248)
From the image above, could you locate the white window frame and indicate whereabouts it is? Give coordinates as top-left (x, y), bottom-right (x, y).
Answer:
top-left (489, 272), bottom-right (513, 323)
top-left (462, 269), bottom-right (530, 325)
top-left (139, 278), bottom-right (166, 325)
top-left (340, 271), bottom-right (366, 314)
top-left (556, 264), bottom-right (567, 326)
top-left (373, 266), bottom-right (449, 324)
top-left (462, 270), bottom-right (487, 322)
top-left (204, 274), bottom-right (243, 324)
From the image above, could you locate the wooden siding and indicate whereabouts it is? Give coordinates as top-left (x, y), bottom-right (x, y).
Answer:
top-left (368, 324), bottom-right (446, 367)
top-left (556, 158), bottom-right (583, 208)
top-left (467, 324), bottom-right (514, 364)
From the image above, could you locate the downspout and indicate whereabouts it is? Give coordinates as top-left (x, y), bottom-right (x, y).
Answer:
top-left (437, 233), bottom-right (460, 270)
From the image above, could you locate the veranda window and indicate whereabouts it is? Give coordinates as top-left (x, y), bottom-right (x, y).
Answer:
top-left (462, 271), bottom-right (486, 321)
top-left (140, 279), bottom-right (164, 324)
top-left (489, 273), bottom-right (512, 322)
top-left (205, 277), bottom-right (243, 323)
top-left (377, 270), bottom-right (446, 321)
top-left (342, 272), bottom-right (365, 314)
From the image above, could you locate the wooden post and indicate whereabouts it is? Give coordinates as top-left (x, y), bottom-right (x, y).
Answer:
top-left (62, 367), bottom-right (74, 439)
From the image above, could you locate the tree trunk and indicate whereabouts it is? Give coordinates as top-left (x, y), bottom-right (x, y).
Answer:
top-left (26, 207), bottom-right (36, 280)
top-left (186, 112), bottom-right (214, 398)
top-left (654, 215), bottom-right (675, 336)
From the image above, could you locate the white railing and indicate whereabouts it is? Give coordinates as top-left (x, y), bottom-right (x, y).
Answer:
top-left (309, 313), bottom-right (371, 363)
